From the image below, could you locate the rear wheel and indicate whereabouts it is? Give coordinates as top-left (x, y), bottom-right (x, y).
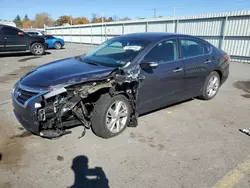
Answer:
top-left (91, 94), bottom-right (131, 139)
top-left (30, 43), bottom-right (44, 55)
top-left (54, 42), bottom-right (62, 50)
top-left (200, 71), bottom-right (220, 100)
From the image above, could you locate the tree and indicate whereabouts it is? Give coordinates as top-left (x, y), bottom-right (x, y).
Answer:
top-left (13, 15), bottom-right (22, 27)
top-left (22, 14), bottom-right (32, 28)
top-left (56, 15), bottom-right (71, 26)
top-left (34, 12), bottom-right (53, 28)
top-left (91, 13), bottom-right (98, 23)
top-left (22, 20), bottom-right (33, 28)
top-left (24, 14), bottom-right (30, 21)
top-left (73, 17), bottom-right (89, 25)
top-left (105, 17), bottom-right (114, 22)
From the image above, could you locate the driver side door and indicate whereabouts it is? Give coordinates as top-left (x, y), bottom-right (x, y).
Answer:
top-left (137, 39), bottom-right (185, 114)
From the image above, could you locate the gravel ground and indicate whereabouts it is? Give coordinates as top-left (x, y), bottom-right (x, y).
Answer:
top-left (0, 43), bottom-right (250, 188)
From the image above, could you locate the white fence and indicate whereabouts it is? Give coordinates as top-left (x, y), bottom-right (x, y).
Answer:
top-left (46, 10), bottom-right (250, 63)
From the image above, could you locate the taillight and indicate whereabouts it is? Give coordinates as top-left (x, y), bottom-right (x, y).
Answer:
top-left (224, 54), bottom-right (230, 62)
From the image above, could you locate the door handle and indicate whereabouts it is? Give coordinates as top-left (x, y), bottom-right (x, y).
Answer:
top-left (173, 68), bottom-right (183, 73)
top-left (204, 60), bottom-right (211, 64)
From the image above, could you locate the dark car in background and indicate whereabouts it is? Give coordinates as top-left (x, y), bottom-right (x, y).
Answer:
top-left (0, 25), bottom-right (47, 55)
top-left (12, 33), bottom-right (229, 139)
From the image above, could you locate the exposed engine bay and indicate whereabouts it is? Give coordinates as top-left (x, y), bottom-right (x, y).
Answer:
top-left (36, 67), bottom-right (144, 139)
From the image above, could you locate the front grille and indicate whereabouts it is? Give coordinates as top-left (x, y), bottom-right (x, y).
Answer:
top-left (16, 88), bottom-right (39, 105)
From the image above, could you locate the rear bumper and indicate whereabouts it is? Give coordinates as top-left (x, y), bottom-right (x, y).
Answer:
top-left (221, 64), bottom-right (229, 84)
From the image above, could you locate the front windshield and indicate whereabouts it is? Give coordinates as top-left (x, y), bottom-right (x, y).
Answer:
top-left (82, 38), bottom-right (149, 67)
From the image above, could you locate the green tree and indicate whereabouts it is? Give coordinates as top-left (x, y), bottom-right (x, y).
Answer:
top-left (24, 14), bottom-right (30, 21)
top-left (13, 15), bottom-right (22, 27)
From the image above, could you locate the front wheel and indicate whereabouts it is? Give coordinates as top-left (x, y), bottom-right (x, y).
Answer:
top-left (30, 43), bottom-right (45, 55)
top-left (91, 94), bottom-right (131, 139)
top-left (199, 71), bottom-right (220, 100)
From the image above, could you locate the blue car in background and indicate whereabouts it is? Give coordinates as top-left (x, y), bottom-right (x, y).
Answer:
top-left (44, 35), bottom-right (65, 50)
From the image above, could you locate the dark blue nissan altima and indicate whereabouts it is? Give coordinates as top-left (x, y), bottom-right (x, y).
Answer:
top-left (12, 33), bottom-right (229, 139)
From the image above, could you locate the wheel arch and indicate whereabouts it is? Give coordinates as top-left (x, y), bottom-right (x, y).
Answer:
top-left (213, 69), bottom-right (222, 83)
top-left (29, 41), bottom-right (43, 50)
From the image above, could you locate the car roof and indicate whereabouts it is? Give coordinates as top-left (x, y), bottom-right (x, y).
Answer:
top-left (116, 32), bottom-right (196, 42)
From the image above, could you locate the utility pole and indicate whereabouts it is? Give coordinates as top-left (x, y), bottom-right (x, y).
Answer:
top-left (173, 7), bottom-right (176, 32)
top-left (153, 8), bottom-right (157, 18)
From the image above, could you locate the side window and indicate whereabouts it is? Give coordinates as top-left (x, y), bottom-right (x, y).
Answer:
top-left (204, 43), bottom-right (212, 54)
top-left (180, 39), bottom-right (204, 58)
top-left (144, 39), bottom-right (178, 62)
top-left (3, 27), bottom-right (19, 35)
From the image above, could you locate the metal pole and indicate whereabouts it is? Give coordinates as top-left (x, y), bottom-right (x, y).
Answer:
top-left (220, 15), bottom-right (228, 50)
top-left (105, 23), bottom-right (107, 41)
top-left (80, 26), bottom-right (82, 44)
top-left (122, 22), bottom-right (125, 35)
top-left (146, 22), bottom-right (148, 32)
top-left (91, 25), bottom-right (93, 45)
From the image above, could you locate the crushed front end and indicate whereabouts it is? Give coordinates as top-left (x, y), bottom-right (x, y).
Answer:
top-left (12, 68), bottom-right (142, 139)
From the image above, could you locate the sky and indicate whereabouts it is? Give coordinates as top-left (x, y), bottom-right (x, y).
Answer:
top-left (0, 0), bottom-right (250, 21)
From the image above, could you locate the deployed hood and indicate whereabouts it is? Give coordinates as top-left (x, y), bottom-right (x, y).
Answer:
top-left (20, 57), bottom-right (116, 89)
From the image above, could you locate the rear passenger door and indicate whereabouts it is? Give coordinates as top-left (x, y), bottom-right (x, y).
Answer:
top-left (3, 26), bottom-right (28, 51)
top-left (179, 37), bottom-right (211, 97)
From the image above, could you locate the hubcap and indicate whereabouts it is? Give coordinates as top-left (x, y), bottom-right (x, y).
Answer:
top-left (55, 43), bottom-right (61, 49)
top-left (34, 45), bottom-right (43, 54)
top-left (207, 75), bottom-right (219, 97)
top-left (106, 101), bottom-right (128, 133)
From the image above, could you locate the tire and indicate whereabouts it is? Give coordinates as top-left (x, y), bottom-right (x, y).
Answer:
top-left (30, 43), bottom-right (45, 56)
top-left (199, 71), bottom-right (221, 100)
top-left (91, 93), bottom-right (131, 139)
top-left (54, 42), bottom-right (62, 50)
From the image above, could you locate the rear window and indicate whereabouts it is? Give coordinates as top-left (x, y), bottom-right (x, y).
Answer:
top-left (180, 39), bottom-right (211, 58)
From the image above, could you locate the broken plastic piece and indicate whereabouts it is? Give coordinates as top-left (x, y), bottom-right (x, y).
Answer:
top-left (78, 128), bottom-right (86, 139)
top-left (40, 129), bottom-right (72, 139)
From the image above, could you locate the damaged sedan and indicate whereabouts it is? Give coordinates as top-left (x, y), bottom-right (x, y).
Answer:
top-left (12, 33), bottom-right (229, 139)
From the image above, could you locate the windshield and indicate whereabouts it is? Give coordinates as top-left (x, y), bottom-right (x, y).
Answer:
top-left (81, 38), bottom-right (149, 67)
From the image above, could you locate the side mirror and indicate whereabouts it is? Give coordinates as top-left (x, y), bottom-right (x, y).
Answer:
top-left (140, 62), bottom-right (159, 69)
top-left (18, 32), bottom-right (24, 36)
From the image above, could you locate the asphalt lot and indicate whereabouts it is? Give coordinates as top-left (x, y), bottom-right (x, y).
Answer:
top-left (0, 43), bottom-right (250, 188)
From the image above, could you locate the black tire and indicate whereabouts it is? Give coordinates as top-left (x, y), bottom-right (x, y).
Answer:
top-left (91, 93), bottom-right (131, 139)
top-left (30, 43), bottom-right (45, 56)
top-left (199, 71), bottom-right (220, 100)
top-left (54, 42), bottom-right (62, 50)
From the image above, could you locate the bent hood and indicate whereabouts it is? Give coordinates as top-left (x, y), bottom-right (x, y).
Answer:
top-left (20, 57), bottom-right (116, 89)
